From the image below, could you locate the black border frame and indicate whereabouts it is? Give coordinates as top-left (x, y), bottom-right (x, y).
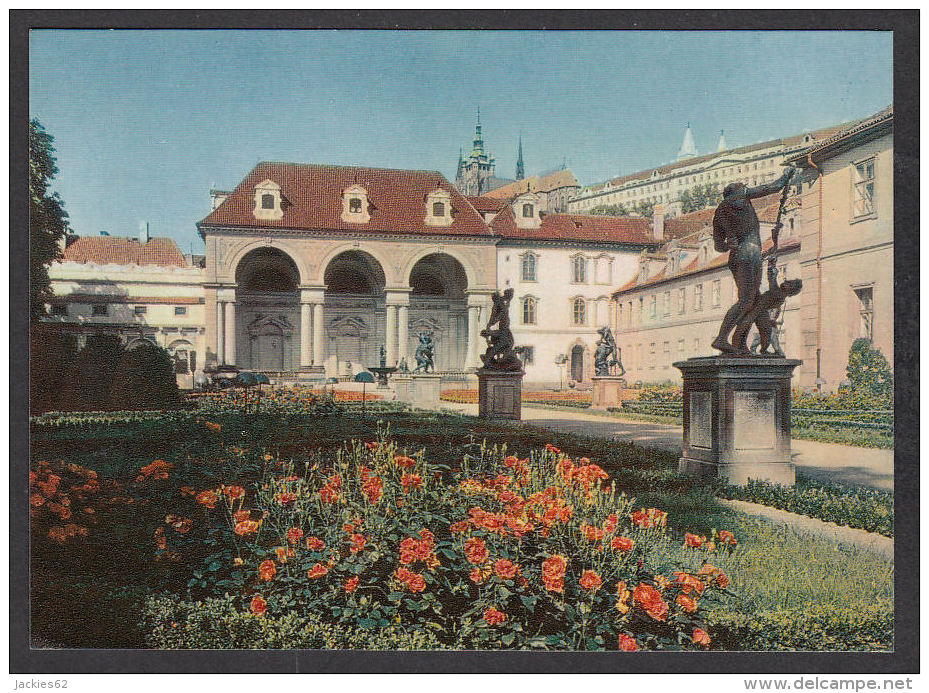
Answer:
top-left (10, 9), bottom-right (919, 674)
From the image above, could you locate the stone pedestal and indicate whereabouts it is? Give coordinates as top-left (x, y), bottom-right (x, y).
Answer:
top-left (393, 375), bottom-right (413, 402)
top-left (674, 356), bottom-right (800, 486)
top-left (411, 374), bottom-right (442, 408)
top-left (591, 375), bottom-right (627, 409)
top-left (477, 369), bottom-right (524, 420)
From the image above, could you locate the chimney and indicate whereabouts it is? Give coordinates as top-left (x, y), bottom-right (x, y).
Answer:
top-left (139, 221), bottom-right (150, 244)
top-left (652, 204), bottom-right (665, 242)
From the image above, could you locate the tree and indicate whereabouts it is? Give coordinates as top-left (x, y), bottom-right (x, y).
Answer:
top-left (678, 184), bottom-right (722, 214)
top-left (109, 341), bottom-right (181, 410)
top-left (845, 338), bottom-right (893, 398)
top-left (631, 200), bottom-right (654, 218)
top-left (59, 335), bottom-right (125, 411)
top-left (29, 324), bottom-right (78, 413)
top-left (589, 203), bottom-right (629, 216)
top-left (30, 118), bottom-right (70, 320)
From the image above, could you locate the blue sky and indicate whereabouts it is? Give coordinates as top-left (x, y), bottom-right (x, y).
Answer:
top-left (30, 30), bottom-right (892, 253)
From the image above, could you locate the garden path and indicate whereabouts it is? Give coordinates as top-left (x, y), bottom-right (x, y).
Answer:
top-left (435, 402), bottom-right (894, 491)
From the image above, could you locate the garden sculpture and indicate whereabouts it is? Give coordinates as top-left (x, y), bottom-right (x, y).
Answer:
top-left (413, 331), bottom-right (435, 373)
top-left (594, 326), bottom-right (625, 377)
top-left (711, 166), bottom-right (799, 355)
top-left (480, 289), bottom-right (522, 371)
top-left (379, 345), bottom-right (387, 368)
top-left (397, 357), bottom-right (409, 373)
top-left (733, 262), bottom-right (801, 356)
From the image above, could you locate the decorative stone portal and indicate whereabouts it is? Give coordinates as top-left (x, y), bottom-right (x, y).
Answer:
top-left (675, 356), bottom-right (800, 486)
top-left (477, 369), bottom-right (525, 420)
top-left (591, 375), bottom-right (626, 409)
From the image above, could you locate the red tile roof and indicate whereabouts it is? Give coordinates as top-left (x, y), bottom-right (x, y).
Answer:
top-left (613, 236), bottom-right (800, 295)
top-left (663, 193), bottom-right (784, 242)
top-left (61, 236), bottom-right (188, 267)
top-left (466, 195), bottom-right (509, 213)
top-left (492, 209), bottom-right (656, 245)
top-left (484, 169), bottom-right (580, 199)
top-left (199, 162), bottom-right (491, 237)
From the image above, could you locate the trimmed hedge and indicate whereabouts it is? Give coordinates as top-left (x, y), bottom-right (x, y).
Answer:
top-left (715, 477), bottom-right (893, 538)
top-left (711, 604), bottom-right (893, 651)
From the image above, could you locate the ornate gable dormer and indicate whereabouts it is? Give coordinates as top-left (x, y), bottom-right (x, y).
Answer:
top-left (341, 184), bottom-right (371, 224)
top-left (424, 188), bottom-right (453, 227)
top-left (513, 192), bottom-right (542, 230)
top-left (253, 179), bottom-right (284, 221)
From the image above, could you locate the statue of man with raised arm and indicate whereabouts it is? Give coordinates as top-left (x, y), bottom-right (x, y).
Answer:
top-left (711, 167), bottom-right (799, 355)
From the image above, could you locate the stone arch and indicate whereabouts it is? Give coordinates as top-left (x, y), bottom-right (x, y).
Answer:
top-left (402, 248), bottom-right (477, 291)
top-left (235, 247), bottom-right (300, 293)
top-left (323, 249), bottom-right (387, 295)
top-left (225, 239), bottom-right (309, 286)
top-left (566, 337), bottom-right (590, 384)
top-left (408, 253), bottom-right (468, 299)
top-left (316, 244), bottom-right (391, 287)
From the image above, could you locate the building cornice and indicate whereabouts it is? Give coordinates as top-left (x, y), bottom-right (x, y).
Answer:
top-left (199, 224), bottom-right (499, 246)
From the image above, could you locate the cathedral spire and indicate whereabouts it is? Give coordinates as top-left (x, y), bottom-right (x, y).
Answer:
top-left (515, 135), bottom-right (525, 180)
top-left (716, 129), bottom-right (728, 152)
top-left (472, 108), bottom-right (484, 156)
top-left (677, 122), bottom-right (698, 161)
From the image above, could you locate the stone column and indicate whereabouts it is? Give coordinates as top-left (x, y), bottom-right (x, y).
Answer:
top-left (312, 302), bottom-right (325, 366)
top-left (215, 301), bottom-right (225, 366)
top-left (385, 304), bottom-right (398, 366)
top-left (224, 300), bottom-right (236, 366)
top-left (465, 304), bottom-right (480, 368)
top-left (300, 302), bottom-right (312, 368)
top-left (398, 305), bottom-right (409, 366)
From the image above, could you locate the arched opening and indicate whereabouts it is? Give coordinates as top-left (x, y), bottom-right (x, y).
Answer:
top-left (571, 344), bottom-right (585, 383)
top-left (323, 251), bottom-right (387, 373)
top-left (324, 250), bottom-right (386, 295)
top-left (234, 247), bottom-right (300, 372)
top-left (409, 253), bottom-right (467, 299)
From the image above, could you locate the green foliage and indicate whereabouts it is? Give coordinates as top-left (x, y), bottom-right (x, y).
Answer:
top-left (631, 200), bottom-right (654, 218)
top-left (678, 184), bottom-right (722, 214)
top-left (715, 477), bottom-right (893, 537)
top-left (141, 594), bottom-right (444, 650)
top-left (59, 335), bottom-right (126, 411)
top-left (109, 341), bottom-right (181, 411)
top-left (588, 203), bottom-right (629, 216)
top-left (29, 325), bottom-right (78, 414)
top-left (30, 118), bottom-right (70, 320)
top-left (711, 605), bottom-right (893, 651)
top-left (845, 338), bottom-right (894, 398)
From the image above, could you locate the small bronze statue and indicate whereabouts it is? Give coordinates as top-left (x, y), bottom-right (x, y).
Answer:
top-left (594, 326), bottom-right (625, 377)
top-left (413, 331), bottom-right (435, 373)
top-left (480, 289), bottom-right (522, 371)
top-left (397, 356), bottom-right (409, 373)
top-left (711, 166), bottom-right (798, 355)
top-left (379, 345), bottom-right (387, 368)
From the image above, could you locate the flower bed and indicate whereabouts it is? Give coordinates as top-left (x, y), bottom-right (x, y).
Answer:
top-left (442, 389), bottom-right (593, 408)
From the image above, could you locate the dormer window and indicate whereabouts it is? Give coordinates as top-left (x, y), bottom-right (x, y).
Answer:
top-left (522, 203), bottom-right (534, 218)
top-left (424, 189), bottom-right (452, 227)
top-left (341, 184), bottom-right (371, 223)
top-left (253, 179), bottom-right (284, 221)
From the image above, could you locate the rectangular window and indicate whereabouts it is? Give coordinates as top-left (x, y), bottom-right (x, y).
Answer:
top-left (521, 254), bottom-right (537, 282)
top-left (855, 287), bottom-right (874, 341)
top-left (134, 305), bottom-right (147, 315)
top-left (650, 295), bottom-right (657, 319)
top-left (649, 342), bottom-right (656, 369)
top-left (693, 284), bottom-right (703, 311)
top-left (522, 297), bottom-right (537, 325)
top-left (678, 287), bottom-right (686, 314)
top-left (663, 341), bottom-right (671, 367)
top-left (572, 256), bottom-right (587, 283)
top-left (521, 346), bottom-right (534, 365)
top-left (175, 306), bottom-right (187, 316)
top-left (852, 158), bottom-right (876, 218)
top-left (663, 291), bottom-right (671, 316)
top-left (572, 298), bottom-right (586, 326)
top-left (678, 339), bottom-right (685, 359)
top-left (712, 280), bottom-right (721, 307)
top-left (91, 304), bottom-right (108, 316)
top-left (349, 197), bottom-right (362, 213)
top-left (693, 338), bottom-right (700, 355)
top-left (49, 304), bottom-right (67, 316)
top-left (627, 301), bottom-right (633, 327)
top-left (262, 193), bottom-right (276, 210)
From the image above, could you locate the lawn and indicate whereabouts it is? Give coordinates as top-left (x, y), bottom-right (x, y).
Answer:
top-left (30, 396), bottom-right (893, 651)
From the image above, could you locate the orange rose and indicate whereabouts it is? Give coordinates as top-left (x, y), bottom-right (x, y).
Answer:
top-left (464, 537), bottom-right (488, 565)
top-left (234, 520), bottom-right (260, 536)
top-left (196, 490), bottom-right (218, 509)
top-left (684, 533), bottom-right (705, 548)
top-left (344, 576), bottom-right (359, 593)
top-left (483, 607), bottom-right (506, 626)
top-left (715, 571), bottom-right (730, 589)
top-left (286, 527), bottom-right (304, 544)
top-left (717, 530), bottom-right (737, 546)
top-left (617, 633), bottom-right (638, 652)
top-left (693, 628), bottom-right (710, 647)
top-left (579, 569), bottom-right (603, 592)
top-left (611, 536), bottom-right (635, 552)
top-left (307, 563), bottom-right (328, 579)
top-left (407, 573), bottom-right (426, 592)
top-left (250, 594), bottom-right (267, 616)
top-left (493, 559), bottom-right (518, 580)
top-left (223, 485), bottom-right (245, 501)
top-left (401, 473), bottom-right (423, 493)
top-left (676, 593), bottom-right (698, 613)
top-left (305, 536), bottom-right (325, 551)
top-left (258, 559), bottom-right (276, 581)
